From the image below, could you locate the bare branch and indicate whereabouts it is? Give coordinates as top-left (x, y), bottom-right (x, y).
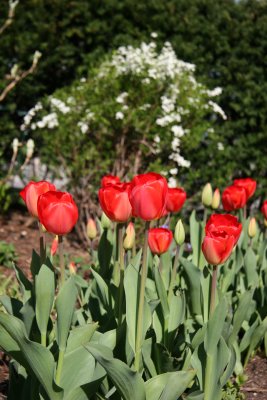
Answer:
top-left (0, 1), bottom-right (19, 35)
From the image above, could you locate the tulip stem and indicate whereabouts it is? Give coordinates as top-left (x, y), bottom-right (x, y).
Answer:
top-left (55, 348), bottom-right (65, 386)
top-left (117, 223), bottom-right (125, 326)
top-left (58, 236), bottom-right (65, 286)
top-left (38, 222), bottom-right (46, 263)
top-left (243, 204), bottom-right (247, 221)
top-left (209, 265), bottom-right (217, 317)
top-left (168, 245), bottom-right (180, 302)
top-left (135, 221), bottom-right (150, 372)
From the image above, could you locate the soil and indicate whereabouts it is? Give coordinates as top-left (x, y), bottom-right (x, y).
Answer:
top-left (0, 212), bottom-right (267, 399)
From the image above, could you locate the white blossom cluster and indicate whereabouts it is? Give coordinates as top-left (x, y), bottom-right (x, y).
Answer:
top-left (50, 98), bottom-right (70, 114)
top-left (20, 102), bottom-right (42, 131)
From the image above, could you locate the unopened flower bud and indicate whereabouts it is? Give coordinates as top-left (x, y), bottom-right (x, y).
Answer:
top-left (26, 139), bottom-right (35, 159)
top-left (87, 218), bottom-right (97, 239)
top-left (211, 188), bottom-right (220, 210)
top-left (101, 212), bottom-right (111, 229)
top-left (174, 219), bottom-right (185, 246)
top-left (123, 222), bottom-right (135, 250)
top-left (202, 183), bottom-right (213, 207)
top-left (248, 217), bottom-right (257, 238)
top-left (12, 138), bottom-right (19, 154)
top-left (69, 262), bottom-right (76, 275)
top-left (50, 235), bottom-right (58, 256)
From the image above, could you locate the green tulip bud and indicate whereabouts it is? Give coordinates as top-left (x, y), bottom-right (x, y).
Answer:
top-left (101, 212), bottom-right (111, 229)
top-left (248, 217), bottom-right (257, 238)
top-left (211, 188), bottom-right (220, 210)
top-left (87, 218), bottom-right (97, 239)
top-left (202, 183), bottom-right (213, 207)
top-left (174, 219), bottom-right (185, 246)
top-left (123, 222), bottom-right (135, 250)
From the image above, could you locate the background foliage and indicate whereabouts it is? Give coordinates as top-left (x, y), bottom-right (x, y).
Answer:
top-left (0, 0), bottom-right (267, 196)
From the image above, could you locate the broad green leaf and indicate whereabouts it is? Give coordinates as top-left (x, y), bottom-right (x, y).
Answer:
top-left (154, 266), bottom-right (169, 317)
top-left (91, 268), bottom-right (110, 310)
top-left (30, 249), bottom-right (41, 277)
top-left (244, 247), bottom-right (258, 288)
top-left (190, 210), bottom-right (202, 267)
top-left (0, 312), bottom-right (62, 400)
top-left (145, 370), bottom-right (196, 400)
top-left (0, 295), bottom-right (23, 317)
top-left (35, 264), bottom-right (55, 337)
top-left (124, 263), bottom-right (139, 353)
top-left (66, 322), bottom-right (98, 353)
top-left (98, 229), bottom-right (113, 278)
top-left (180, 257), bottom-right (202, 316)
top-left (240, 318), bottom-right (259, 352)
top-left (56, 277), bottom-right (77, 350)
top-left (13, 263), bottom-right (32, 302)
top-left (85, 343), bottom-right (146, 400)
top-left (204, 297), bottom-right (228, 355)
top-left (229, 289), bottom-right (254, 344)
top-left (246, 316), bottom-right (267, 361)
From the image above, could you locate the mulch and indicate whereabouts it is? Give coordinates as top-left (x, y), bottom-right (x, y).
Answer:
top-left (0, 212), bottom-right (267, 399)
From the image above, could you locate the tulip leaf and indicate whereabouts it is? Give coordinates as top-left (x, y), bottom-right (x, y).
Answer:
top-left (56, 277), bottom-right (77, 351)
top-left (124, 263), bottom-right (139, 353)
top-left (180, 257), bottom-right (202, 316)
top-left (190, 210), bottom-right (202, 267)
top-left (204, 297), bottom-right (228, 355)
top-left (90, 268), bottom-right (110, 310)
top-left (0, 295), bottom-right (23, 318)
top-left (66, 322), bottom-right (99, 353)
top-left (144, 370), bottom-right (196, 400)
top-left (229, 289), bottom-right (254, 344)
top-left (246, 316), bottom-right (267, 361)
top-left (0, 312), bottom-right (63, 400)
top-left (244, 247), bottom-right (258, 288)
top-left (98, 229), bottom-right (113, 278)
top-left (85, 343), bottom-right (146, 400)
top-left (154, 266), bottom-right (169, 317)
top-left (30, 249), bottom-right (41, 277)
top-left (35, 264), bottom-right (55, 338)
top-left (12, 263), bottom-right (32, 302)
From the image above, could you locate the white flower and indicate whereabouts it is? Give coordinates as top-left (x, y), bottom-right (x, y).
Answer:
top-left (151, 32), bottom-right (158, 38)
top-left (115, 111), bottom-right (124, 120)
top-left (170, 168), bottom-right (178, 175)
top-left (171, 125), bottom-right (185, 137)
top-left (78, 121), bottom-right (89, 134)
top-left (154, 135), bottom-right (161, 143)
top-left (217, 142), bottom-right (224, 151)
top-left (50, 98), bottom-right (70, 114)
top-left (116, 92), bottom-right (128, 103)
top-left (206, 87), bottom-right (222, 97)
top-left (208, 100), bottom-right (227, 120)
top-left (168, 177), bottom-right (177, 188)
top-left (80, 77), bottom-right (86, 83)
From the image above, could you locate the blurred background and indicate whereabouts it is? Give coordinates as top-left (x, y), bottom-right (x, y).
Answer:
top-left (0, 0), bottom-right (266, 242)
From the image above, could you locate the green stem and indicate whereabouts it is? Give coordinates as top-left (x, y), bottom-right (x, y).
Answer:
top-left (55, 348), bottom-right (65, 386)
top-left (168, 245), bottom-right (180, 302)
top-left (158, 255), bottom-right (163, 274)
top-left (243, 204), bottom-right (247, 221)
top-left (117, 224), bottom-right (125, 326)
top-left (134, 221), bottom-right (150, 372)
top-left (58, 236), bottom-right (65, 287)
top-left (209, 265), bottom-right (218, 317)
top-left (204, 353), bottom-right (214, 400)
top-left (41, 332), bottom-right (46, 347)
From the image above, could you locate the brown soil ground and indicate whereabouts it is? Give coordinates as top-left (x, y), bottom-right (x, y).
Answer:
top-left (0, 212), bottom-right (266, 399)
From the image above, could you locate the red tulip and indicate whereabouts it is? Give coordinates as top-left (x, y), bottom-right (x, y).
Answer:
top-left (205, 214), bottom-right (242, 245)
top-left (98, 183), bottom-right (132, 222)
top-left (129, 172), bottom-right (168, 221)
top-left (166, 187), bottom-right (186, 213)
top-left (222, 185), bottom-right (247, 211)
top-left (101, 175), bottom-right (120, 187)
top-left (261, 200), bottom-right (267, 220)
top-left (233, 178), bottom-right (256, 200)
top-left (37, 191), bottom-right (79, 235)
top-left (20, 180), bottom-right (56, 217)
top-left (148, 228), bottom-right (173, 255)
top-left (202, 231), bottom-right (235, 266)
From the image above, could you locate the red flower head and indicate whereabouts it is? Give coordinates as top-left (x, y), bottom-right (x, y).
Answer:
top-left (20, 180), bottom-right (56, 217)
top-left (148, 228), bottom-right (173, 255)
top-left (129, 172), bottom-right (168, 221)
top-left (261, 200), bottom-right (267, 220)
top-left (233, 178), bottom-right (257, 200)
top-left (166, 187), bottom-right (186, 213)
top-left (37, 191), bottom-right (79, 235)
top-left (101, 175), bottom-right (120, 187)
top-left (98, 182), bottom-right (132, 223)
top-left (205, 214), bottom-right (242, 245)
top-left (222, 185), bottom-right (247, 211)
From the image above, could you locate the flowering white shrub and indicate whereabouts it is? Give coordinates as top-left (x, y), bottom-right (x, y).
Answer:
top-left (21, 40), bottom-right (225, 190)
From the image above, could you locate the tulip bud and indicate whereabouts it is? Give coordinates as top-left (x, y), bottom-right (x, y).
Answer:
top-left (211, 188), bottom-right (220, 210)
top-left (26, 139), bottom-right (35, 159)
top-left (123, 222), bottom-right (135, 250)
top-left (50, 235), bottom-right (58, 256)
top-left (248, 217), bottom-right (257, 238)
top-left (174, 219), bottom-right (185, 246)
top-left (69, 262), bottom-right (76, 275)
top-left (202, 183), bottom-right (213, 207)
top-left (101, 212), bottom-right (111, 229)
top-left (87, 218), bottom-right (97, 239)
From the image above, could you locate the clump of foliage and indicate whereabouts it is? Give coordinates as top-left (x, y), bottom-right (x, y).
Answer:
top-left (0, 241), bottom-right (17, 268)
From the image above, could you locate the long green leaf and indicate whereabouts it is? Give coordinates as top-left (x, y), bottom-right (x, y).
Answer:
top-left (35, 264), bottom-right (55, 337)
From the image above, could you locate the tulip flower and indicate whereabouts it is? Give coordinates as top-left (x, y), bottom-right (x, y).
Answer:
top-left (148, 227), bottom-right (173, 255)
top-left (129, 172), bottom-right (168, 221)
top-left (211, 188), bottom-right (220, 210)
top-left (261, 200), bottom-right (267, 220)
top-left (222, 185), bottom-right (247, 211)
top-left (20, 180), bottom-right (56, 217)
top-left (37, 191), bottom-right (79, 235)
top-left (166, 187), bottom-right (186, 213)
top-left (233, 178), bottom-right (256, 200)
top-left (101, 174), bottom-right (120, 187)
top-left (174, 219), bottom-right (185, 246)
top-left (99, 183), bottom-right (132, 223)
top-left (205, 214), bottom-right (242, 245)
top-left (248, 217), bottom-right (257, 239)
top-left (202, 183), bottom-right (213, 207)
top-left (87, 218), bottom-right (97, 239)
top-left (202, 230), bottom-right (235, 266)
top-left (123, 222), bottom-right (135, 250)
